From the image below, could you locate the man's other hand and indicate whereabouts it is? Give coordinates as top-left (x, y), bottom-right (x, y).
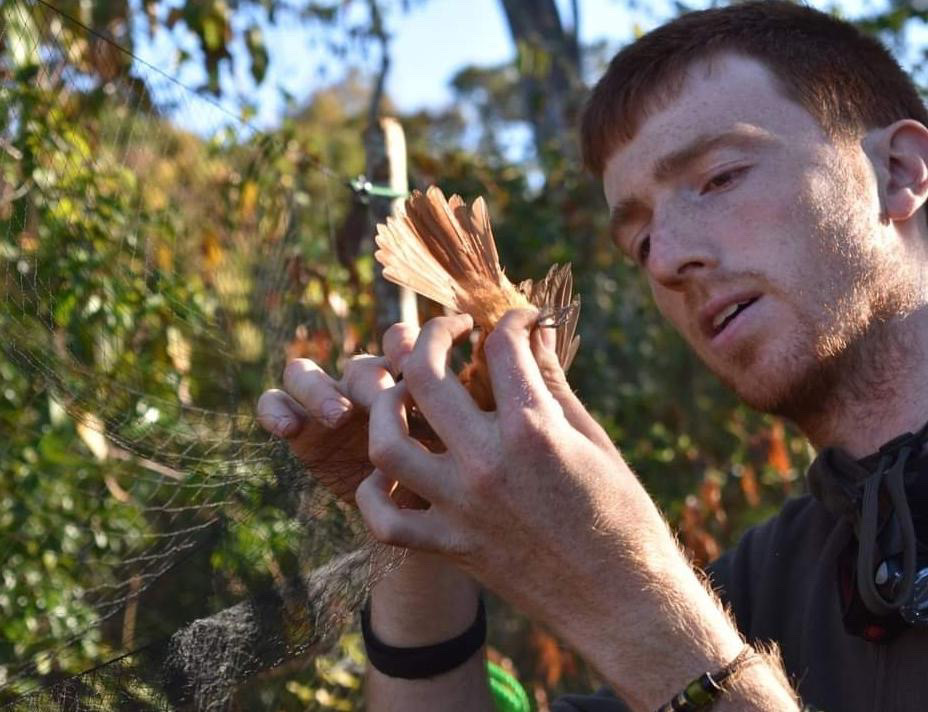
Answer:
top-left (256, 323), bottom-right (417, 504)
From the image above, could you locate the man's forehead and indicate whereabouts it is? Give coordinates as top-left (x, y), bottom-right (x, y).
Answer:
top-left (602, 55), bottom-right (813, 196)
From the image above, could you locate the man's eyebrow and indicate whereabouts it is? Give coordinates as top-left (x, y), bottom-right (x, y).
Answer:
top-left (608, 128), bottom-right (774, 249)
top-left (652, 128), bottom-right (772, 183)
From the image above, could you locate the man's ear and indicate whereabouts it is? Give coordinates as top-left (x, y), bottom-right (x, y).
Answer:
top-left (866, 119), bottom-right (928, 223)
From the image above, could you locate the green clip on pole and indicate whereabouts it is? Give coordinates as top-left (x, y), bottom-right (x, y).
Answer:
top-left (348, 175), bottom-right (409, 201)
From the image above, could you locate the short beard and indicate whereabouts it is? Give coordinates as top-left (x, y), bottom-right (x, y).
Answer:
top-left (733, 283), bottom-right (923, 433)
top-left (763, 322), bottom-right (880, 425)
top-left (730, 150), bottom-right (926, 430)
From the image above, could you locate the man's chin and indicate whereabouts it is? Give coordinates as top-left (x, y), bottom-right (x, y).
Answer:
top-left (714, 346), bottom-right (840, 420)
top-left (692, 316), bottom-right (855, 421)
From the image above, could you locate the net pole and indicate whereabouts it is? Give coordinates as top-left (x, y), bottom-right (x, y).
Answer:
top-left (366, 116), bottom-right (418, 343)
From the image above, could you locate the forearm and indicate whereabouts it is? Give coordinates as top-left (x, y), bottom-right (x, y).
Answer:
top-left (616, 549), bottom-right (797, 712)
top-left (365, 551), bottom-right (494, 712)
top-left (543, 503), bottom-right (798, 712)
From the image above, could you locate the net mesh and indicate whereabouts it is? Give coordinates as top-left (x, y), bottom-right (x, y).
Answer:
top-left (0, 1), bottom-right (390, 707)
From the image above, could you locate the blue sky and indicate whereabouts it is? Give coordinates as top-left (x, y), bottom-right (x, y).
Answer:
top-left (132, 0), bottom-right (886, 134)
top-left (132, 0), bottom-right (674, 132)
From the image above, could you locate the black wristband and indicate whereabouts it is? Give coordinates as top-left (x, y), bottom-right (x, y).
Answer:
top-left (361, 598), bottom-right (486, 679)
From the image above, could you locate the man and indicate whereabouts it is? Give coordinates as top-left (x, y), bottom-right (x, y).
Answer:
top-left (258, 2), bottom-right (928, 710)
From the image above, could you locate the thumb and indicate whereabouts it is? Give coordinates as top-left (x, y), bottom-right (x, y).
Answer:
top-left (531, 328), bottom-right (614, 451)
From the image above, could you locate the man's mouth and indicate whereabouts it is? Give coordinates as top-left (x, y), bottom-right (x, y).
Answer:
top-left (710, 297), bottom-right (759, 337)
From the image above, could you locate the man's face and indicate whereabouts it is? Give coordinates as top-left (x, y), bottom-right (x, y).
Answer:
top-left (602, 54), bottom-right (906, 417)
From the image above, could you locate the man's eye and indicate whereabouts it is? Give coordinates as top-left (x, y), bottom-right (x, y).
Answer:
top-left (636, 235), bottom-right (651, 265)
top-left (700, 167), bottom-right (744, 194)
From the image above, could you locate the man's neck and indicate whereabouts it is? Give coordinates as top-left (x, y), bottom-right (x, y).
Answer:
top-left (795, 306), bottom-right (928, 458)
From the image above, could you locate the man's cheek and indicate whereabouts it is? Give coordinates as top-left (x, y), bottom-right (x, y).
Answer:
top-left (651, 290), bottom-right (696, 342)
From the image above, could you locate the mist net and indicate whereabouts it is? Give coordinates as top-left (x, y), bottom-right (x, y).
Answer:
top-left (0, 1), bottom-right (395, 708)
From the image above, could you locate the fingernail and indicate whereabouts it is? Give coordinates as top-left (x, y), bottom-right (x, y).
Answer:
top-left (322, 398), bottom-right (351, 428)
top-left (275, 417), bottom-right (295, 437)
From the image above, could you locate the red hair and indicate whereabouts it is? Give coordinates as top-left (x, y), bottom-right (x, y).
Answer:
top-left (580, 1), bottom-right (928, 176)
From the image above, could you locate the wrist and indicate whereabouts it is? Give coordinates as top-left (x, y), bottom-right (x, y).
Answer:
top-left (550, 543), bottom-right (746, 708)
top-left (362, 596), bottom-right (487, 680)
top-left (371, 551), bottom-right (480, 646)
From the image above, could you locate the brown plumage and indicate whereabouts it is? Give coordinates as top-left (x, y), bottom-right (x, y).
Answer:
top-left (375, 186), bottom-right (580, 411)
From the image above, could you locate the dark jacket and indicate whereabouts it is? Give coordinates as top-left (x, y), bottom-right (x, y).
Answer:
top-left (552, 443), bottom-right (928, 712)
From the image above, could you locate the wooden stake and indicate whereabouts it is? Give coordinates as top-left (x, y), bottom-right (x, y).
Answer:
top-left (364, 116), bottom-right (418, 345)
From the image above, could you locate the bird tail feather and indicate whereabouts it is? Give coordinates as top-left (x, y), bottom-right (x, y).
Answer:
top-left (375, 186), bottom-right (516, 317)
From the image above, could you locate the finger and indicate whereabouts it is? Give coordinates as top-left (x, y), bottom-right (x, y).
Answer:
top-left (256, 389), bottom-right (307, 438)
top-left (382, 322), bottom-right (420, 375)
top-left (402, 314), bottom-right (486, 444)
top-left (287, 406), bottom-right (372, 504)
top-left (484, 308), bottom-right (561, 417)
top-left (368, 382), bottom-right (455, 504)
top-left (339, 354), bottom-right (395, 409)
top-left (283, 358), bottom-right (354, 428)
top-left (356, 470), bottom-right (443, 551)
top-left (530, 328), bottom-right (614, 451)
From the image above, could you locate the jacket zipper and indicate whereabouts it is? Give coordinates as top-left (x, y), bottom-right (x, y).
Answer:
top-left (871, 643), bottom-right (887, 711)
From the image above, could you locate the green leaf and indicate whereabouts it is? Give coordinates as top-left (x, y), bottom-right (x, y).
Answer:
top-left (37, 432), bottom-right (86, 468)
top-left (4, 5), bottom-right (39, 68)
top-left (245, 24), bottom-right (269, 85)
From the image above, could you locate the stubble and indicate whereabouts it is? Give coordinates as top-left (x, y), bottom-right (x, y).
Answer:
top-left (725, 149), bottom-right (925, 429)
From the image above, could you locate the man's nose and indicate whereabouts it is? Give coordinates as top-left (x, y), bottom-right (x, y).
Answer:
top-left (645, 219), bottom-right (719, 291)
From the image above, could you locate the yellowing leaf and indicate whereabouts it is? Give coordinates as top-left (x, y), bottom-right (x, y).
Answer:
top-left (155, 244), bottom-right (173, 271)
top-left (767, 420), bottom-right (792, 478)
top-left (201, 228), bottom-right (222, 269)
top-left (240, 180), bottom-right (258, 221)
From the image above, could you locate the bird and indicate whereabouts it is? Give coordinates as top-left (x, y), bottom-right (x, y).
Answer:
top-left (374, 185), bottom-right (581, 412)
top-left (289, 186), bottom-right (580, 506)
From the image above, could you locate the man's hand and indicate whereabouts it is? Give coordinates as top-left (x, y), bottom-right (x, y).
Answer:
top-left (257, 327), bottom-right (492, 712)
top-left (257, 326), bottom-right (420, 504)
top-left (356, 309), bottom-right (797, 711)
top-left (357, 309), bottom-right (668, 620)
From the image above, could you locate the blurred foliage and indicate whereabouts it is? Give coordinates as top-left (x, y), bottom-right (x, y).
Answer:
top-left (2, 0), bottom-right (928, 709)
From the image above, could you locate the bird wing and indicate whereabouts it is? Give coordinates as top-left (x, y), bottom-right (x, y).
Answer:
top-left (375, 186), bottom-right (524, 323)
top-left (518, 263), bottom-right (581, 372)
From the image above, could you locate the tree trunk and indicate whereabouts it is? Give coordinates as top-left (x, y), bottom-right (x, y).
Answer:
top-left (498, 0), bottom-right (583, 163)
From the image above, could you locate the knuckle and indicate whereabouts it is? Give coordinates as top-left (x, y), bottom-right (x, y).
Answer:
top-left (370, 519), bottom-right (405, 547)
top-left (383, 322), bottom-right (405, 341)
top-left (504, 409), bottom-right (549, 445)
top-left (343, 355), bottom-right (389, 396)
top-left (255, 389), bottom-right (278, 414)
top-left (384, 321), bottom-right (416, 346)
top-left (465, 448), bottom-right (503, 495)
top-left (384, 329), bottom-right (416, 373)
top-left (468, 464), bottom-right (498, 495)
top-left (402, 350), bottom-right (440, 385)
top-left (343, 353), bottom-right (378, 379)
top-left (536, 348), bottom-right (563, 379)
top-left (484, 327), bottom-right (517, 357)
top-left (419, 316), bottom-right (454, 343)
top-left (368, 436), bottom-right (399, 471)
top-left (420, 317), bottom-right (445, 336)
top-left (282, 360), bottom-right (327, 400)
top-left (282, 358), bottom-right (310, 387)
